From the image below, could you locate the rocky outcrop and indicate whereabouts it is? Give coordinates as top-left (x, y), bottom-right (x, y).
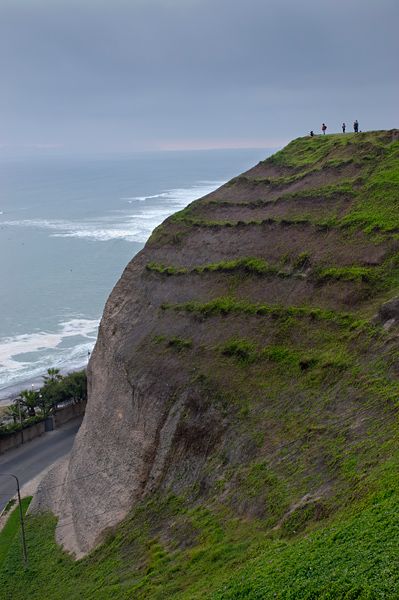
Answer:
top-left (375, 296), bottom-right (399, 329)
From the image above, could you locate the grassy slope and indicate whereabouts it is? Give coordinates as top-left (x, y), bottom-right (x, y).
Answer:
top-left (0, 498), bottom-right (31, 567)
top-left (2, 131), bottom-right (399, 599)
top-left (2, 465), bottom-right (399, 599)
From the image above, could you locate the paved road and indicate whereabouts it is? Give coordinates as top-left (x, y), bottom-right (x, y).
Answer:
top-left (0, 418), bottom-right (81, 511)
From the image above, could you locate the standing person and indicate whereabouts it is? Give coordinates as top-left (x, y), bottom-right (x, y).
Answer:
top-left (310, 130), bottom-right (314, 137)
top-left (342, 122), bottom-right (346, 133)
top-left (354, 120), bottom-right (359, 133)
top-left (322, 123), bottom-right (327, 135)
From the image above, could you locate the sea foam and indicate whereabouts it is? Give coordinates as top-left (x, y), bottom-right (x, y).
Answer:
top-left (0, 178), bottom-right (224, 396)
top-left (0, 318), bottom-right (98, 395)
top-left (0, 181), bottom-right (223, 244)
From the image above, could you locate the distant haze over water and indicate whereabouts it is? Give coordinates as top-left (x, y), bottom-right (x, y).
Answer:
top-left (0, 148), bottom-right (273, 400)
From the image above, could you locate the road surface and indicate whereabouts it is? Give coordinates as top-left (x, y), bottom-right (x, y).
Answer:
top-left (0, 418), bottom-right (81, 511)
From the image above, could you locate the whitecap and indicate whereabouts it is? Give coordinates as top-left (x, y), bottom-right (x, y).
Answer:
top-left (0, 180), bottom-right (224, 244)
top-left (0, 318), bottom-right (99, 392)
top-left (120, 194), bottom-right (161, 202)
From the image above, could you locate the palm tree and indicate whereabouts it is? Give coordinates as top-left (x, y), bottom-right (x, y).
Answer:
top-left (42, 368), bottom-right (63, 384)
top-left (5, 402), bottom-right (26, 425)
top-left (18, 389), bottom-right (38, 417)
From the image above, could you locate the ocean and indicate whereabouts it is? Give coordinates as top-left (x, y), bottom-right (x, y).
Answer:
top-left (0, 148), bottom-right (271, 401)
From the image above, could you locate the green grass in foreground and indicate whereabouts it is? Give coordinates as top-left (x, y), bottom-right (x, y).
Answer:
top-left (0, 497), bottom-right (31, 567)
top-left (213, 462), bottom-right (399, 599)
top-left (2, 461), bottom-right (399, 599)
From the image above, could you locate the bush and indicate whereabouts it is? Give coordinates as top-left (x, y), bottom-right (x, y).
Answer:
top-left (220, 339), bottom-right (257, 363)
top-left (0, 369), bottom-right (87, 434)
top-left (167, 337), bottom-right (193, 351)
top-left (0, 415), bottom-right (44, 437)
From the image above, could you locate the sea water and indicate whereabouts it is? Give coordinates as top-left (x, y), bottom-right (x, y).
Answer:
top-left (0, 148), bottom-right (271, 399)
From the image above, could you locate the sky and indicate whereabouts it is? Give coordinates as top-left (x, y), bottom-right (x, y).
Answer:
top-left (0, 0), bottom-right (398, 155)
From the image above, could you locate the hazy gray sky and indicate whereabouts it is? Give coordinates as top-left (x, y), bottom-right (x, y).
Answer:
top-left (1, 0), bottom-right (398, 154)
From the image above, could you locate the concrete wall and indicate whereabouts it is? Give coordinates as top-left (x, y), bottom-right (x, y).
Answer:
top-left (0, 400), bottom-right (86, 455)
top-left (54, 401), bottom-right (86, 428)
top-left (0, 421), bottom-right (46, 455)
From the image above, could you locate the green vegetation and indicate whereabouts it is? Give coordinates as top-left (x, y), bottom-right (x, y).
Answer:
top-left (1, 336), bottom-right (398, 600)
top-left (1, 311), bottom-right (397, 599)
top-left (146, 251), bottom-right (399, 299)
top-left (316, 265), bottom-right (377, 283)
top-left (148, 255), bottom-right (388, 285)
top-left (277, 181), bottom-right (356, 201)
top-left (162, 296), bottom-right (367, 329)
top-left (196, 257), bottom-right (277, 275)
top-left (2, 132), bottom-right (399, 598)
top-left (169, 213), bottom-right (316, 229)
top-left (267, 131), bottom-right (387, 169)
top-left (167, 337), bottom-right (193, 351)
top-left (153, 336), bottom-right (193, 353)
top-left (292, 251), bottom-right (310, 270)
top-left (0, 498), bottom-right (31, 568)
top-left (213, 462), bottom-right (399, 599)
top-left (267, 133), bottom-right (399, 235)
top-left (3, 459), bottom-right (399, 599)
top-left (220, 338), bottom-right (257, 363)
top-left (156, 132), bottom-right (399, 241)
top-left (147, 257), bottom-right (285, 278)
top-left (201, 182), bottom-right (355, 214)
top-left (0, 369), bottom-right (87, 435)
top-left (229, 163), bottom-right (360, 189)
top-left (219, 339), bottom-right (352, 376)
top-left (341, 143), bottom-right (399, 232)
top-left (146, 262), bottom-right (188, 275)
top-left (153, 335), bottom-right (193, 350)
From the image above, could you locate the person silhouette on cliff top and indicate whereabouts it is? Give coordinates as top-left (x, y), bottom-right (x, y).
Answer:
top-left (342, 123), bottom-right (346, 133)
top-left (354, 120), bottom-right (359, 133)
top-left (322, 123), bottom-right (327, 135)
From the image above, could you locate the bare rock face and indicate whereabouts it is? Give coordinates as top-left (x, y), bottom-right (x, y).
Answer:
top-left (376, 296), bottom-right (399, 326)
top-left (32, 251), bottom-right (228, 555)
top-left (31, 131), bottom-right (399, 556)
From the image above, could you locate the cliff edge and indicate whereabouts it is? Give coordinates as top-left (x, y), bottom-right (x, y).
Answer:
top-left (32, 130), bottom-right (399, 558)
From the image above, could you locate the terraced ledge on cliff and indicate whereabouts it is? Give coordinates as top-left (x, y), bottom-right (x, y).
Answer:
top-left (6, 130), bottom-right (399, 599)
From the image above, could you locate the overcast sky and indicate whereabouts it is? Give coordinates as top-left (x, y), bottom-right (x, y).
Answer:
top-left (0, 0), bottom-right (398, 155)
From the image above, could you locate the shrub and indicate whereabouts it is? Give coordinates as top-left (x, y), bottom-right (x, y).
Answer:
top-left (167, 337), bottom-right (193, 351)
top-left (220, 339), bottom-right (257, 363)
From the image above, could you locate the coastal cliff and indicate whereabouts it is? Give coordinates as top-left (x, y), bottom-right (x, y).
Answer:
top-left (32, 130), bottom-right (399, 571)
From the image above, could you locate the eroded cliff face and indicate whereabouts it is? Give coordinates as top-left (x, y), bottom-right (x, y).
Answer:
top-left (32, 131), bottom-right (399, 557)
top-left (32, 253), bottom-right (229, 555)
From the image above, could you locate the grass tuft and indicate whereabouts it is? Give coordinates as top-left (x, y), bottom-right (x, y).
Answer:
top-left (163, 297), bottom-right (369, 329)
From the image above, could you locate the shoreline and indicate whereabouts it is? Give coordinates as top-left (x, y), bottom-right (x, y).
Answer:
top-left (0, 362), bottom-right (88, 407)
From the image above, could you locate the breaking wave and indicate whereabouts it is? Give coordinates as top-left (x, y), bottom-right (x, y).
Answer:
top-left (0, 180), bottom-right (223, 244)
top-left (0, 318), bottom-right (98, 397)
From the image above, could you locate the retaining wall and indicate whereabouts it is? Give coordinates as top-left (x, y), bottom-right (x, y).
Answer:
top-left (54, 401), bottom-right (86, 428)
top-left (0, 401), bottom-right (86, 455)
top-left (0, 421), bottom-right (46, 455)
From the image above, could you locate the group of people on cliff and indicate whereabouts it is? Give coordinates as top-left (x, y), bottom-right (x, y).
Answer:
top-left (309, 120), bottom-right (359, 137)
